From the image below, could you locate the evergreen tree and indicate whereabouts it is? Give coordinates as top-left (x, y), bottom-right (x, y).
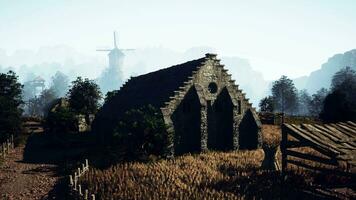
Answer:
top-left (297, 89), bottom-right (311, 116)
top-left (308, 88), bottom-right (328, 116)
top-left (50, 71), bottom-right (69, 97)
top-left (271, 75), bottom-right (298, 115)
top-left (320, 67), bottom-right (356, 122)
top-left (0, 71), bottom-right (23, 142)
top-left (259, 96), bottom-right (274, 112)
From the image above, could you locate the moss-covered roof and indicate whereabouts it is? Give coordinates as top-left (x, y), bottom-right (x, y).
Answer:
top-left (92, 57), bottom-right (206, 135)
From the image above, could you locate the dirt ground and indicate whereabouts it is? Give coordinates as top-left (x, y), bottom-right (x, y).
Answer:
top-left (0, 146), bottom-right (61, 200)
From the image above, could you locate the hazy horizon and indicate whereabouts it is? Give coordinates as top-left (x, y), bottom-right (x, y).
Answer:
top-left (1, 0), bottom-right (356, 80)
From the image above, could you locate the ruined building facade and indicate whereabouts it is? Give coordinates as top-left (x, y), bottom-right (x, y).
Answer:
top-left (93, 54), bottom-right (262, 156)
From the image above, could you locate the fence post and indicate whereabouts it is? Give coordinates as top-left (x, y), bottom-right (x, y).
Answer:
top-left (7, 139), bottom-right (10, 151)
top-left (281, 124), bottom-right (287, 177)
top-left (74, 178), bottom-right (77, 191)
top-left (78, 184), bottom-right (82, 196)
top-left (85, 189), bottom-right (89, 200)
top-left (3, 143), bottom-right (6, 158)
top-left (2, 144), bottom-right (4, 158)
top-left (69, 175), bottom-right (73, 186)
top-left (11, 135), bottom-right (14, 149)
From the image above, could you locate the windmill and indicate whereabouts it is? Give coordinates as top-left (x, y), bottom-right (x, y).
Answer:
top-left (96, 31), bottom-right (134, 94)
top-left (96, 31), bottom-right (134, 69)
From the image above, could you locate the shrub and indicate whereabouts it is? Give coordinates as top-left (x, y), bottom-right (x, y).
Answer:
top-left (46, 106), bottom-right (77, 134)
top-left (110, 105), bottom-right (170, 161)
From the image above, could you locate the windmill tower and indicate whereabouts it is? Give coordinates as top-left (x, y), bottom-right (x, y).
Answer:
top-left (96, 31), bottom-right (134, 94)
top-left (97, 31), bottom-right (134, 69)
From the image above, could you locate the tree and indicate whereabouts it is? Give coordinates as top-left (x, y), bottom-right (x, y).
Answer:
top-left (50, 71), bottom-right (69, 97)
top-left (330, 66), bottom-right (356, 107)
top-left (27, 88), bottom-right (58, 117)
top-left (271, 75), bottom-right (298, 115)
top-left (308, 88), bottom-right (328, 116)
top-left (39, 88), bottom-right (58, 117)
top-left (0, 71), bottom-right (23, 142)
top-left (104, 90), bottom-right (119, 103)
top-left (67, 77), bottom-right (102, 115)
top-left (320, 90), bottom-right (356, 122)
top-left (259, 96), bottom-right (274, 112)
top-left (320, 67), bottom-right (356, 122)
top-left (331, 66), bottom-right (356, 92)
top-left (297, 89), bottom-right (311, 116)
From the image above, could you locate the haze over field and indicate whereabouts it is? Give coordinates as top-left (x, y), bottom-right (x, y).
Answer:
top-left (1, 0), bottom-right (356, 105)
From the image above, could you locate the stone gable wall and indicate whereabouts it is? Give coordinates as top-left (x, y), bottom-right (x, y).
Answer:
top-left (161, 54), bottom-right (262, 156)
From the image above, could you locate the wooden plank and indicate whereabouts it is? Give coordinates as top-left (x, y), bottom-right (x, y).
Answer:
top-left (301, 124), bottom-right (341, 144)
top-left (312, 124), bottom-right (356, 148)
top-left (286, 159), bottom-right (352, 176)
top-left (342, 121), bottom-right (356, 130)
top-left (324, 124), bottom-right (356, 146)
top-left (328, 123), bottom-right (354, 138)
top-left (346, 121), bottom-right (356, 128)
top-left (337, 122), bottom-right (356, 135)
top-left (283, 124), bottom-right (337, 157)
top-left (313, 124), bottom-right (345, 140)
top-left (289, 124), bottom-right (341, 154)
top-left (301, 124), bottom-right (340, 149)
top-left (314, 124), bottom-right (356, 148)
top-left (337, 153), bottom-right (355, 161)
top-left (285, 149), bottom-right (338, 166)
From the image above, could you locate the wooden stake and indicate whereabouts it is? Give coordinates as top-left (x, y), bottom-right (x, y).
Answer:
top-left (74, 179), bottom-right (77, 191)
top-left (69, 175), bottom-right (73, 186)
top-left (86, 159), bottom-right (89, 170)
top-left (11, 135), bottom-right (14, 149)
top-left (78, 184), bottom-right (82, 196)
top-left (85, 189), bottom-right (89, 200)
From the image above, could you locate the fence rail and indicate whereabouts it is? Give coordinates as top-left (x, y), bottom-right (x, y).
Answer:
top-left (68, 159), bottom-right (96, 200)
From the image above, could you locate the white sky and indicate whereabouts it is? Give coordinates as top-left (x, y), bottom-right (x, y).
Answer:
top-left (0, 0), bottom-right (355, 80)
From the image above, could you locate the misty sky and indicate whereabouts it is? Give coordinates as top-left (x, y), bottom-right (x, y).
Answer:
top-left (1, 0), bottom-right (355, 80)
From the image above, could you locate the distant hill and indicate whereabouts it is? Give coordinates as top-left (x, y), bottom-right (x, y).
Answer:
top-left (294, 49), bottom-right (356, 93)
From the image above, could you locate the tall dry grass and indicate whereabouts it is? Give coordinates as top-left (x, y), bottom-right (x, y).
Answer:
top-left (78, 125), bottom-right (354, 199)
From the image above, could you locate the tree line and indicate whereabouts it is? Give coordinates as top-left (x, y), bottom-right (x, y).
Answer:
top-left (0, 70), bottom-right (103, 141)
top-left (259, 66), bottom-right (356, 122)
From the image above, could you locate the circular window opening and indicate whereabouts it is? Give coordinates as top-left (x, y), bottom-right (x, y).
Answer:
top-left (208, 82), bottom-right (218, 94)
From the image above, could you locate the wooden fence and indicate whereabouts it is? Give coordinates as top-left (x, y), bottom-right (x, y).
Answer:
top-left (0, 135), bottom-right (15, 159)
top-left (259, 112), bottom-right (284, 125)
top-left (68, 159), bottom-right (96, 200)
top-left (281, 121), bottom-right (356, 175)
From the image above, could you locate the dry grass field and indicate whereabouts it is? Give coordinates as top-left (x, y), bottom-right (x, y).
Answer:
top-left (78, 125), bottom-right (354, 200)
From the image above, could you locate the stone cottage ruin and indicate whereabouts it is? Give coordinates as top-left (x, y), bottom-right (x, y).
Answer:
top-left (93, 54), bottom-right (262, 156)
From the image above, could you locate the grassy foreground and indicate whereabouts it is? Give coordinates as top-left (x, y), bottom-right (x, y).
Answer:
top-left (78, 125), bottom-right (354, 199)
top-left (81, 150), bottom-right (269, 199)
